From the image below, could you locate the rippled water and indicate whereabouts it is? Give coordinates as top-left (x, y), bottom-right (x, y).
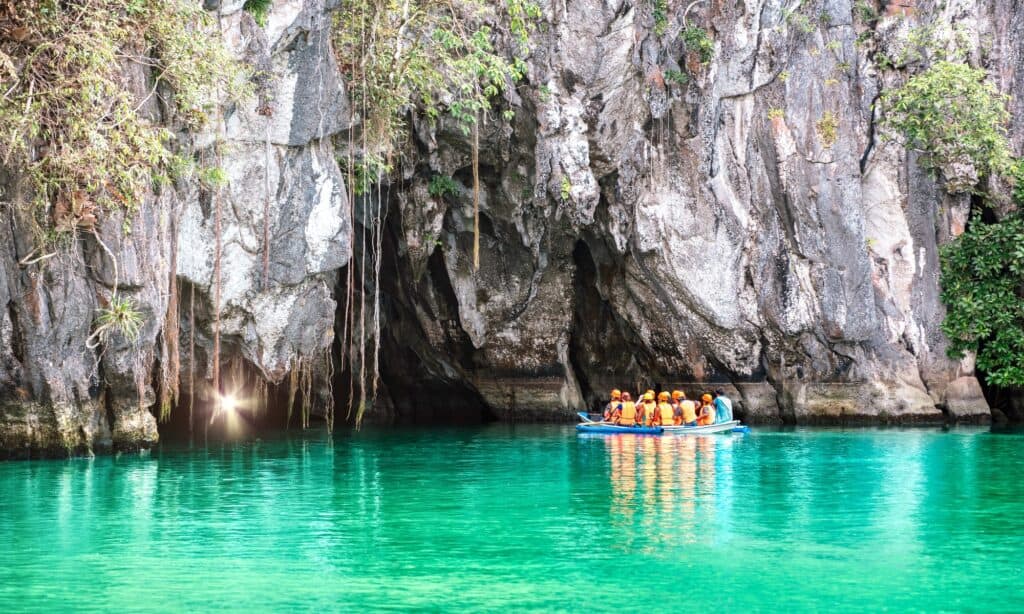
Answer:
top-left (1, 425), bottom-right (1023, 611)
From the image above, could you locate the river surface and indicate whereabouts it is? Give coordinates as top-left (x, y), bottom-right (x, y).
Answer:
top-left (1, 425), bottom-right (1022, 611)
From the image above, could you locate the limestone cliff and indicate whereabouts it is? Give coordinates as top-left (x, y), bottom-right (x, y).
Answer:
top-left (1, 0), bottom-right (1019, 457)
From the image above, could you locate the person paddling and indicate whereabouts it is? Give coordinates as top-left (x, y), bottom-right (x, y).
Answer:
top-left (639, 392), bottom-right (657, 427)
top-left (697, 393), bottom-right (716, 426)
top-left (604, 389), bottom-right (622, 421)
top-left (614, 392), bottom-right (638, 426)
top-left (653, 391), bottom-right (676, 426)
top-left (678, 392), bottom-right (698, 427)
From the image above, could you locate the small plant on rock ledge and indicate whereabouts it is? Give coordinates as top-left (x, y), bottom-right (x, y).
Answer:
top-left (428, 175), bottom-right (459, 198)
top-left (560, 176), bottom-right (573, 201)
top-left (683, 26), bottom-right (714, 64)
top-left (88, 296), bottom-right (144, 349)
top-left (816, 111), bottom-right (838, 147)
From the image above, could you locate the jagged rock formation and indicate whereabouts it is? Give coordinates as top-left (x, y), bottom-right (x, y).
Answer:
top-left (376, 0), bottom-right (1011, 424)
top-left (2, 0), bottom-right (1019, 457)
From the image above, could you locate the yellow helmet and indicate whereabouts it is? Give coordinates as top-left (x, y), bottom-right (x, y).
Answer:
top-left (644, 392), bottom-right (655, 401)
top-left (672, 390), bottom-right (684, 400)
top-left (658, 391), bottom-right (670, 401)
top-left (702, 393), bottom-right (713, 403)
top-left (611, 389), bottom-right (622, 400)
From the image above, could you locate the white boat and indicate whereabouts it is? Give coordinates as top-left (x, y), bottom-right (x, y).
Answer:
top-left (662, 420), bottom-right (740, 434)
top-left (576, 412), bottom-right (746, 435)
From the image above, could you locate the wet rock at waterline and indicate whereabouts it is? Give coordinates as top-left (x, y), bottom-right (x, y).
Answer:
top-left (1, 0), bottom-right (1016, 457)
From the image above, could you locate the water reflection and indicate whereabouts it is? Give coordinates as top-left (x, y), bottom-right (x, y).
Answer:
top-left (606, 434), bottom-right (717, 550)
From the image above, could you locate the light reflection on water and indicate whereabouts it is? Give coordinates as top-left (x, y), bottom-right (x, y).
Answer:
top-left (1, 425), bottom-right (1022, 611)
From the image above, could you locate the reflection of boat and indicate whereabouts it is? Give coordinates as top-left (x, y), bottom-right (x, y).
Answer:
top-left (576, 423), bottom-right (664, 434)
top-left (663, 420), bottom-right (740, 434)
top-left (577, 412), bottom-right (748, 435)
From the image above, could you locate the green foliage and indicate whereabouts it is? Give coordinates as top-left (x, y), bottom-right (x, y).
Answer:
top-left (0, 0), bottom-right (249, 235)
top-left (428, 175), bottom-right (459, 198)
top-left (683, 26), bottom-right (714, 64)
top-left (768, 108), bottom-right (785, 120)
top-left (664, 69), bottom-right (689, 85)
top-left (778, 71), bottom-right (790, 82)
top-left (343, 154), bottom-right (392, 197)
top-left (940, 213), bottom-right (1024, 386)
top-left (816, 111), bottom-right (838, 147)
top-left (333, 0), bottom-right (538, 164)
top-left (538, 84), bottom-right (553, 102)
top-left (560, 176), bottom-right (572, 201)
top-left (93, 295), bottom-right (145, 345)
top-left (881, 61), bottom-right (1011, 181)
top-left (243, 0), bottom-right (272, 27)
top-left (788, 12), bottom-right (815, 34)
top-left (652, 0), bottom-right (669, 36)
top-left (854, 0), bottom-right (878, 23)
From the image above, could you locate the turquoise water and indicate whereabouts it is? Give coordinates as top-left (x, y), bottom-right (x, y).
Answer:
top-left (1, 426), bottom-right (1023, 612)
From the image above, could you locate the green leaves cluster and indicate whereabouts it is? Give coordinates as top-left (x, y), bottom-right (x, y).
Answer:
top-left (683, 26), bottom-right (713, 64)
top-left (881, 61), bottom-right (1012, 181)
top-left (940, 213), bottom-right (1024, 387)
top-left (428, 174), bottom-right (459, 198)
top-left (333, 0), bottom-right (538, 159)
top-left (0, 0), bottom-right (248, 233)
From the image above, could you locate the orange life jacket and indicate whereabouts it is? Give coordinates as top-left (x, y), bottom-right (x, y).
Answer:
top-left (641, 401), bottom-right (657, 426)
top-left (697, 405), bottom-right (715, 426)
top-left (617, 402), bottom-right (637, 426)
top-left (656, 401), bottom-right (675, 426)
top-left (680, 400), bottom-right (697, 424)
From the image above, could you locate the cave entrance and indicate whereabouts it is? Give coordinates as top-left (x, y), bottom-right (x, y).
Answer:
top-left (337, 194), bottom-right (497, 426)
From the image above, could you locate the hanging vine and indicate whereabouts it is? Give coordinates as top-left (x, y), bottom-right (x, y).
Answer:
top-left (332, 0), bottom-right (539, 426)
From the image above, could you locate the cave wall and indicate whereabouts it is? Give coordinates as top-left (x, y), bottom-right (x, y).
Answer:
top-left (3, 0), bottom-right (1023, 456)
top-left (379, 0), bottom-right (1018, 424)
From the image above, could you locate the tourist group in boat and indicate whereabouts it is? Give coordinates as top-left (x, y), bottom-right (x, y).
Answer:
top-left (602, 389), bottom-right (733, 427)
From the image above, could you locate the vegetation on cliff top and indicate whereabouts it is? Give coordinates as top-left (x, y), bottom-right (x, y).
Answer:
top-left (884, 61), bottom-right (1024, 387)
top-left (0, 0), bottom-right (246, 237)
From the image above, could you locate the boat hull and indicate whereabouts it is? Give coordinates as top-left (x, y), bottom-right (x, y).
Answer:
top-left (662, 420), bottom-right (740, 434)
top-left (575, 424), bottom-right (664, 435)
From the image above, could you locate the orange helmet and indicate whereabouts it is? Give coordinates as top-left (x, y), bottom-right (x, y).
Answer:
top-left (672, 390), bottom-right (684, 400)
top-left (643, 392), bottom-right (655, 401)
top-left (658, 391), bottom-right (670, 401)
top-left (702, 393), bottom-right (713, 403)
top-left (611, 389), bottom-right (622, 400)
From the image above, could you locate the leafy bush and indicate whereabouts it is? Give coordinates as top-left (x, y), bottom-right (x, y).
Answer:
top-left (428, 175), bottom-right (459, 198)
top-left (683, 26), bottom-right (714, 63)
top-left (664, 69), bottom-right (689, 85)
top-left (652, 0), bottom-right (669, 35)
top-left (816, 111), bottom-right (838, 147)
top-left (0, 0), bottom-right (248, 235)
top-left (881, 61), bottom-right (1012, 180)
top-left (941, 213), bottom-right (1024, 386)
top-left (91, 295), bottom-right (145, 346)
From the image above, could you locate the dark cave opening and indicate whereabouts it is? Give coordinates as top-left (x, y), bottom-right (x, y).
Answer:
top-left (335, 192), bottom-right (497, 426)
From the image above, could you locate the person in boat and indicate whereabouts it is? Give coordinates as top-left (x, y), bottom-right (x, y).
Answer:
top-left (614, 392), bottom-right (638, 426)
top-left (639, 392), bottom-right (657, 426)
top-left (652, 391), bottom-right (677, 426)
top-left (697, 393), bottom-right (716, 426)
top-left (677, 391), bottom-right (698, 427)
top-left (604, 389), bottom-right (622, 421)
top-left (713, 388), bottom-right (733, 423)
top-left (671, 390), bottom-right (685, 423)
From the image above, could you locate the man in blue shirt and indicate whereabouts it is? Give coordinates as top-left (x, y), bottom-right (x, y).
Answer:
top-left (713, 389), bottom-right (733, 423)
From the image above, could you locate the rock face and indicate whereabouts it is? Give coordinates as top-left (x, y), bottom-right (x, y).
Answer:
top-left (1, 0), bottom-right (1018, 457)
top-left (0, 0), bottom-right (349, 457)
top-left (374, 0), bottom-right (1019, 425)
